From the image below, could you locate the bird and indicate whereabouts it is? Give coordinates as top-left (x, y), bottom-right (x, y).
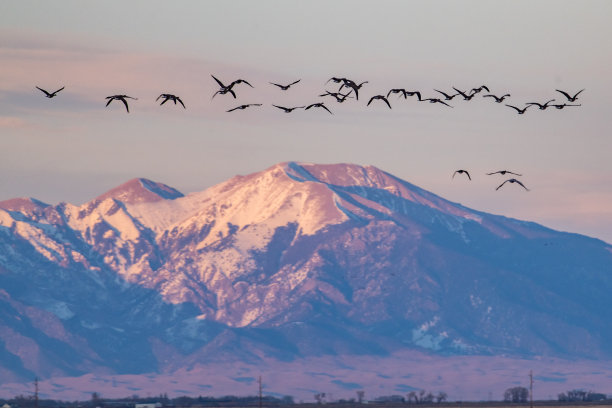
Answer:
top-left (434, 89), bottom-right (460, 100)
top-left (551, 103), bottom-right (581, 109)
top-left (367, 95), bottom-right (391, 109)
top-left (156, 94), bottom-right (186, 108)
top-left (483, 93), bottom-right (510, 103)
top-left (421, 98), bottom-right (453, 107)
top-left (555, 89), bottom-right (584, 102)
top-left (319, 90), bottom-right (354, 103)
top-left (470, 85), bottom-right (490, 94)
top-left (211, 75), bottom-right (253, 99)
top-left (226, 103), bottom-right (262, 112)
top-left (36, 86), bottom-right (64, 98)
top-left (496, 178), bottom-right (530, 191)
top-left (105, 95), bottom-right (137, 113)
top-left (505, 104), bottom-right (531, 114)
top-left (453, 170), bottom-right (471, 180)
top-left (453, 87), bottom-right (476, 101)
top-left (272, 104), bottom-right (304, 113)
top-left (487, 170), bottom-right (522, 176)
top-left (305, 102), bottom-right (332, 114)
top-left (339, 79), bottom-right (368, 100)
top-left (269, 79), bottom-right (300, 90)
top-left (526, 99), bottom-right (556, 110)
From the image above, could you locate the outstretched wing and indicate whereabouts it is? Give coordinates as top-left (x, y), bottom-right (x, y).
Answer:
top-left (555, 89), bottom-right (572, 100)
top-left (505, 104), bottom-right (520, 112)
top-left (36, 86), bottom-right (51, 96)
top-left (382, 97), bottom-right (392, 109)
top-left (52, 86), bottom-right (65, 95)
top-left (289, 79), bottom-right (301, 86)
top-left (515, 180), bottom-right (530, 191)
top-left (572, 89), bottom-right (585, 99)
top-left (211, 75), bottom-right (225, 88)
top-left (495, 180), bottom-right (509, 190)
top-left (177, 97), bottom-right (186, 109)
top-left (120, 98), bottom-right (130, 113)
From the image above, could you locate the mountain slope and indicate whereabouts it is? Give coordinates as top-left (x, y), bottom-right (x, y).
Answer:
top-left (0, 162), bottom-right (611, 386)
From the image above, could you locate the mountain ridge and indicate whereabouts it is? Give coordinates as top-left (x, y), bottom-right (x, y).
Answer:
top-left (0, 161), bottom-right (611, 392)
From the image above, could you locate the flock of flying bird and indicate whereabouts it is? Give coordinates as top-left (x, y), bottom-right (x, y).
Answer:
top-left (34, 77), bottom-right (585, 192)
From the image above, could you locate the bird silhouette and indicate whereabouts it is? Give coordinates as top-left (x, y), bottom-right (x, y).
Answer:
top-left (470, 85), bottom-right (490, 94)
top-left (270, 79), bottom-right (300, 90)
top-left (496, 178), bottom-right (529, 191)
top-left (422, 98), bottom-right (453, 107)
top-left (367, 95), bottom-right (392, 109)
top-left (551, 103), bottom-right (581, 109)
top-left (434, 89), bottom-right (460, 100)
top-left (453, 87), bottom-right (476, 101)
top-left (453, 170), bottom-right (471, 180)
top-left (505, 104), bottom-right (531, 114)
top-left (105, 95), bottom-right (137, 113)
top-left (272, 104), bottom-right (304, 113)
top-left (305, 102), bottom-right (333, 114)
top-left (526, 99), bottom-right (555, 110)
top-left (211, 75), bottom-right (253, 99)
top-left (157, 94), bottom-right (186, 108)
top-left (36, 86), bottom-right (64, 98)
top-left (555, 89), bottom-right (584, 102)
top-left (483, 93), bottom-right (510, 103)
top-left (226, 103), bottom-right (262, 112)
top-left (487, 170), bottom-right (522, 176)
top-left (319, 90), bottom-right (354, 103)
top-left (339, 79), bottom-right (368, 100)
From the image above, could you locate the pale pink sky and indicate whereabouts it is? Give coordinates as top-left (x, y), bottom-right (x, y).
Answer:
top-left (1, 1), bottom-right (611, 243)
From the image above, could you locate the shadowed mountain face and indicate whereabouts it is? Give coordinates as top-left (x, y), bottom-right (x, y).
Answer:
top-left (0, 162), bottom-right (611, 384)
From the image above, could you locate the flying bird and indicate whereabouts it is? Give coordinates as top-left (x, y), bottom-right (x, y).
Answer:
top-left (339, 79), bottom-right (368, 100)
top-left (526, 99), bottom-right (556, 110)
top-left (483, 93), bottom-right (510, 103)
top-left (487, 170), bottom-right (522, 176)
top-left (496, 178), bottom-right (530, 191)
top-left (505, 104), bottom-right (531, 114)
top-left (211, 75), bottom-right (253, 99)
top-left (272, 104), bottom-right (304, 113)
top-left (453, 170), bottom-right (471, 180)
top-left (305, 102), bottom-right (333, 114)
top-left (470, 85), bottom-right (490, 94)
top-left (36, 86), bottom-right (64, 98)
top-left (434, 89), bottom-right (460, 100)
top-left (555, 89), bottom-right (584, 102)
top-left (156, 94), bottom-right (186, 108)
top-left (270, 79), bottom-right (300, 90)
top-left (551, 103), bottom-right (581, 109)
top-left (422, 98), bottom-right (453, 107)
top-left (453, 87), bottom-right (476, 101)
top-left (319, 90), bottom-right (354, 103)
top-left (105, 95), bottom-right (137, 113)
top-left (367, 95), bottom-right (392, 109)
top-left (226, 103), bottom-right (262, 112)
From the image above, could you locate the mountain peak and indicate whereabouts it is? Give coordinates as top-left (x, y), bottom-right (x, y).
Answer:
top-left (0, 197), bottom-right (50, 213)
top-left (94, 178), bottom-right (183, 204)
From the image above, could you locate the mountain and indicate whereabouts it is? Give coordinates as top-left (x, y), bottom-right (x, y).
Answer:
top-left (1, 162), bottom-right (611, 399)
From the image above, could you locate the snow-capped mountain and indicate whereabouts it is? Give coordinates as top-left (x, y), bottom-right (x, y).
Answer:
top-left (1, 162), bottom-right (611, 388)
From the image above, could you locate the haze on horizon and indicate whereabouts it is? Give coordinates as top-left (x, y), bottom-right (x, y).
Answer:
top-left (1, 0), bottom-right (611, 243)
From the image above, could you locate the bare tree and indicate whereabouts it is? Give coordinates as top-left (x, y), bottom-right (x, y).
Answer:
top-left (504, 387), bottom-right (528, 403)
top-left (356, 390), bottom-right (365, 404)
top-left (436, 392), bottom-right (448, 403)
top-left (407, 391), bottom-right (418, 404)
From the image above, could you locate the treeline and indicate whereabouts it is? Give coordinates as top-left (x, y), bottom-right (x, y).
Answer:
top-left (503, 386), bottom-right (610, 403)
top-left (0, 394), bottom-right (294, 408)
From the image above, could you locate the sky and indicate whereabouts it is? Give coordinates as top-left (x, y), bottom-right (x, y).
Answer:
top-left (1, 0), bottom-right (612, 243)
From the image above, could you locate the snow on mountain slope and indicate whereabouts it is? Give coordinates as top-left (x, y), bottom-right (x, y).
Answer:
top-left (1, 161), bottom-right (612, 388)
